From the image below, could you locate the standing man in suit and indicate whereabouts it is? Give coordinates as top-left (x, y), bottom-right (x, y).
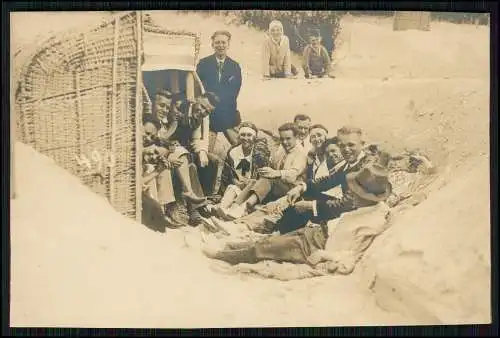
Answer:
top-left (196, 30), bottom-right (243, 195)
top-left (196, 30), bottom-right (243, 149)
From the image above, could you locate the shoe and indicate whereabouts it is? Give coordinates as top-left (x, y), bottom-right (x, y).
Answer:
top-left (182, 191), bottom-right (207, 205)
top-left (189, 208), bottom-right (203, 227)
top-left (197, 205), bottom-right (212, 218)
top-left (164, 214), bottom-right (186, 229)
top-left (164, 202), bottom-right (188, 227)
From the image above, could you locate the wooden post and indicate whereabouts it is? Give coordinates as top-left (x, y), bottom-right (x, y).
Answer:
top-left (134, 11), bottom-right (143, 222)
top-left (109, 17), bottom-right (120, 205)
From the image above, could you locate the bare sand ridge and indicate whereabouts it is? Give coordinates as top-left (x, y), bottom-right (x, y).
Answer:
top-left (10, 11), bottom-right (490, 327)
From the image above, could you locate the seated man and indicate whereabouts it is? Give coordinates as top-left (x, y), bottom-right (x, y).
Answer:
top-left (217, 122), bottom-right (308, 220)
top-left (294, 114), bottom-right (313, 153)
top-left (150, 89), bottom-right (219, 226)
top-left (202, 163), bottom-right (392, 266)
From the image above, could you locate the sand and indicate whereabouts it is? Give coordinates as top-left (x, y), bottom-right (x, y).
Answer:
top-left (10, 11), bottom-right (491, 327)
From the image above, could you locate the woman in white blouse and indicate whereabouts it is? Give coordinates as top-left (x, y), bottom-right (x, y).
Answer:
top-left (213, 122), bottom-right (270, 216)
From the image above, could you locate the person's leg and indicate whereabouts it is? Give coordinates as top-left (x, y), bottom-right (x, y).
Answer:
top-left (233, 179), bottom-right (257, 205)
top-left (291, 64), bottom-right (299, 76)
top-left (156, 168), bottom-right (176, 206)
top-left (219, 184), bottom-right (241, 209)
top-left (223, 128), bottom-right (240, 147)
top-left (208, 131), bottom-right (218, 154)
top-left (252, 230), bottom-right (310, 264)
top-left (245, 178), bottom-right (273, 208)
top-left (275, 206), bottom-right (312, 234)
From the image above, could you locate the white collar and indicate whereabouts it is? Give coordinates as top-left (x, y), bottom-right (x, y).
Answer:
top-left (215, 56), bottom-right (226, 64)
top-left (231, 145), bottom-right (253, 167)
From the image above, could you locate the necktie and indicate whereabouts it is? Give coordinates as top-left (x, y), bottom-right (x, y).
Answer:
top-left (217, 61), bottom-right (224, 82)
top-left (236, 159), bottom-right (251, 177)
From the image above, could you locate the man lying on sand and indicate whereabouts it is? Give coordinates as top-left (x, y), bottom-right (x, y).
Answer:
top-left (202, 163), bottom-right (392, 269)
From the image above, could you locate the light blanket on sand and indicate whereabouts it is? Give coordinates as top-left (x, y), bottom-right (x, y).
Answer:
top-left (213, 202), bottom-right (391, 281)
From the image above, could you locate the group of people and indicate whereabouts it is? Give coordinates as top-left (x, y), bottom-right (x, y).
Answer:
top-left (140, 26), bottom-right (401, 268)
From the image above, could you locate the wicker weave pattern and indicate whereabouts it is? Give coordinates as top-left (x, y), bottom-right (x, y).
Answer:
top-left (15, 12), bottom-right (141, 219)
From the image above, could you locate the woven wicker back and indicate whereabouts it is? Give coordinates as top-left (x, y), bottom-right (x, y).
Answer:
top-left (15, 12), bottom-right (143, 220)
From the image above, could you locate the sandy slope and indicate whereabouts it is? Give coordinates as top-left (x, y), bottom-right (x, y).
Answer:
top-left (11, 142), bottom-right (404, 327)
top-left (10, 11), bottom-right (491, 326)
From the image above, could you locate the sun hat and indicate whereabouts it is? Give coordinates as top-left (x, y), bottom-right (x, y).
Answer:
top-left (346, 164), bottom-right (392, 202)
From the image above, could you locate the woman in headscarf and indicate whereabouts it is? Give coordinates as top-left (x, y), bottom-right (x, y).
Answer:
top-left (261, 20), bottom-right (299, 79)
top-left (211, 122), bottom-right (271, 217)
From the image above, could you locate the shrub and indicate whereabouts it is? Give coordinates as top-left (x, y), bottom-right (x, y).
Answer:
top-left (222, 10), bottom-right (343, 57)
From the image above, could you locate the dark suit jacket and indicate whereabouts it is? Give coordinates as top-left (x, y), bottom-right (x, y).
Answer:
top-left (314, 152), bottom-right (379, 221)
top-left (196, 54), bottom-right (242, 132)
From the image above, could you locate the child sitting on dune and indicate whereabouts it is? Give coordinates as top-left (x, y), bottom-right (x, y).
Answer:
top-left (302, 30), bottom-right (333, 79)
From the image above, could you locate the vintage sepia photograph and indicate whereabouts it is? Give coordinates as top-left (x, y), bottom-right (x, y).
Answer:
top-left (9, 8), bottom-right (492, 329)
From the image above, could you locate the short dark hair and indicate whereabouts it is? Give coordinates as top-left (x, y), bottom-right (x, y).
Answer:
top-left (323, 136), bottom-right (339, 147)
top-left (143, 113), bottom-right (161, 130)
top-left (337, 126), bottom-right (363, 137)
top-left (309, 124), bottom-right (328, 134)
top-left (278, 122), bottom-right (298, 136)
top-left (211, 30), bottom-right (232, 41)
top-left (293, 114), bottom-right (311, 123)
top-left (155, 89), bottom-right (173, 99)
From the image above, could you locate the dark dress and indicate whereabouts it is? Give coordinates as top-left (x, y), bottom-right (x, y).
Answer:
top-left (196, 54), bottom-right (242, 132)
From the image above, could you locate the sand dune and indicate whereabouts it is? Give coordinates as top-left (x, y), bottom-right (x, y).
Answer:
top-left (10, 11), bottom-right (490, 327)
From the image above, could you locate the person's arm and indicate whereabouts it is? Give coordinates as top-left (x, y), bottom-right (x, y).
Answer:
top-left (196, 60), bottom-right (206, 87)
top-left (302, 46), bottom-right (311, 78)
top-left (314, 190), bottom-right (356, 220)
top-left (279, 151), bottom-right (308, 184)
top-left (283, 36), bottom-right (292, 76)
top-left (191, 115), bottom-right (210, 155)
top-left (262, 38), bottom-right (271, 77)
top-left (220, 149), bottom-right (236, 188)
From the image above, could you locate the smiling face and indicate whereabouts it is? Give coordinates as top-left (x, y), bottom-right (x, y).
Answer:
top-left (309, 128), bottom-right (327, 151)
top-left (143, 121), bottom-right (158, 148)
top-left (325, 143), bottom-right (343, 164)
top-left (269, 25), bottom-right (283, 40)
top-left (309, 36), bottom-right (321, 48)
top-left (154, 95), bottom-right (172, 121)
top-left (295, 119), bottom-right (311, 140)
top-left (279, 129), bottom-right (297, 152)
top-left (338, 132), bottom-right (364, 164)
top-left (192, 97), bottom-right (214, 120)
top-left (212, 33), bottom-right (230, 58)
top-left (238, 129), bottom-right (256, 151)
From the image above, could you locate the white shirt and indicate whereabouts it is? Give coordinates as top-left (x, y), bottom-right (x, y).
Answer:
top-left (216, 57), bottom-right (226, 81)
top-left (300, 137), bottom-right (313, 154)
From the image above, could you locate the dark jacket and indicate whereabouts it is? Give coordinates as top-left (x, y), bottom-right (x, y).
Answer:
top-left (314, 152), bottom-right (379, 221)
top-left (196, 54), bottom-right (242, 132)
